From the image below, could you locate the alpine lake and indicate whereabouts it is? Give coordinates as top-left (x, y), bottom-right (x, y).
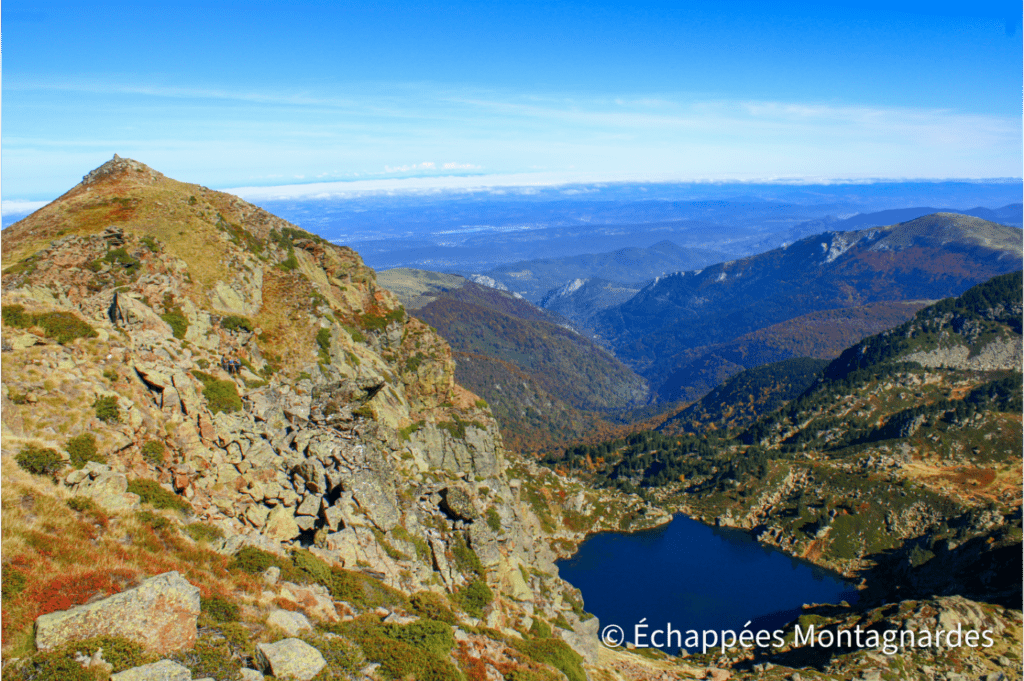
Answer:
top-left (556, 514), bottom-right (859, 653)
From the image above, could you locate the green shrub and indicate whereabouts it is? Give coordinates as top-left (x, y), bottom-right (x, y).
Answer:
top-left (331, 616), bottom-right (462, 681)
top-left (529, 618), bottom-right (552, 639)
top-left (511, 638), bottom-right (586, 681)
top-left (69, 636), bottom-right (155, 673)
top-left (15, 445), bottom-right (63, 476)
top-left (292, 548), bottom-right (333, 586)
top-left (141, 440), bottom-right (166, 465)
top-left (202, 596), bottom-right (240, 623)
top-left (2, 304), bottom-right (30, 327)
top-left (329, 568), bottom-right (409, 610)
top-left (201, 379), bottom-right (242, 414)
top-left (102, 248), bottom-right (141, 277)
top-left (136, 510), bottom-right (173, 531)
top-left (410, 591), bottom-right (457, 624)
top-left (383, 619), bottom-right (455, 658)
top-left (93, 395), bottom-right (120, 423)
top-left (316, 328), bottom-right (332, 363)
top-left (34, 311), bottom-right (97, 344)
top-left (66, 434), bottom-right (104, 468)
top-left (2, 570), bottom-right (27, 599)
top-left (160, 312), bottom-right (189, 339)
top-left (301, 633), bottom-right (365, 679)
top-left (172, 636), bottom-right (240, 680)
top-left (140, 236), bottom-right (160, 252)
top-left (450, 534), bottom-right (483, 577)
top-left (228, 546), bottom-right (304, 584)
top-left (127, 479), bottom-right (190, 513)
top-left (196, 358), bottom-right (210, 370)
top-left (220, 316), bottom-right (253, 333)
top-left (1, 307), bottom-right (98, 344)
top-left (474, 399), bottom-right (488, 409)
top-left (184, 522), bottom-right (224, 544)
top-left (486, 507), bottom-right (502, 533)
top-left (454, 579), bottom-right (492, 618)
top-left (0, 650), bottom-right (102, 681)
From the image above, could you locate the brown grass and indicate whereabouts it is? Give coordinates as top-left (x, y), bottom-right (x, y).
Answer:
top-left (0, 457), bottom-right (253, 655)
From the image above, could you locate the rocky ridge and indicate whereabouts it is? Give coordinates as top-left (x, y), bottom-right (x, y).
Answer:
top-left (1, 157), bottom-right (669, 681)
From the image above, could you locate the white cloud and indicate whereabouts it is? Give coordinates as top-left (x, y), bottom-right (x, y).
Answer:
top-left (2, 199), bottom-right (49, 216)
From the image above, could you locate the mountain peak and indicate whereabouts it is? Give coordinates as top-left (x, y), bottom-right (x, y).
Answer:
top-left (81, 154), bottom-right (163, 186)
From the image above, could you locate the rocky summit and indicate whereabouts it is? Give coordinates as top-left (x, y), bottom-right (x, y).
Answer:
top-left (1, 157), bottom-right (667, 681)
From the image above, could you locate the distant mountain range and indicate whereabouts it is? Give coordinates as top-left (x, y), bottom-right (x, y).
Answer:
top-left (590, 213), bottom-right (1023, 390)
top-left (794, 203), bottom-right (1022, 234)
top-left (475, 240), bottom-right (729, 303)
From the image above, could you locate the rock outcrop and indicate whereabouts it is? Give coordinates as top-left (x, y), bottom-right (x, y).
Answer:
top-left (34, 572), bottom-right (201, 654)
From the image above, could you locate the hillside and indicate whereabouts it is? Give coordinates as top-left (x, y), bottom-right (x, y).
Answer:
top-left (539, 278), bottom-right (643, 332)
top-left (0, 157), bottom-right (675, 681)
top-left (658, 357), bottom-right (830, 436)
top-left (652, 300), bottom-right (929, 402)
top-left (378, 268), bottom-right (650, 452)
top-left (478, 240), bottom-right (729, 302)
top-left (591, 213), bottom-right (1023, 384)
top-left (550, 272), bottom-right (1023, 677)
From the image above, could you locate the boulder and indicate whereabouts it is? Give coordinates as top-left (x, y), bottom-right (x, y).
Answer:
top-left (63, 462), bottom-right (140, 512)
top-left (35, 571), bottom-right (201, 654)
top-left (110, 659), bottom-right (192, 681)
top-left (267, 608), bottom-right (313, 636)
top-left (255, 638), bottom-right (327, 681)
top-left (263, 506), bottom-right (301, 541)
top-left (440, 486), bottom-right (477, 521)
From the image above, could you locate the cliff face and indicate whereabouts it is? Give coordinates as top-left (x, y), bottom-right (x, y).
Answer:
top-left (0, 157), bottom-right (668, 679)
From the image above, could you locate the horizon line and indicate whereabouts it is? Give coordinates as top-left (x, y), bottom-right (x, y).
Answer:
top-left (3, 171), bottom-right (1022, 217)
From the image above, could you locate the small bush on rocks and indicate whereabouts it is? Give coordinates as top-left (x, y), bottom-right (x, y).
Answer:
top-left (73, 636), bottom-right (156, 673)
top-left (185, 522), bottom-right (225, 543)
top-left (34, 311), bottom-right (98, 344)
top-left (66, 434), bottom-right (105, 468)
top-left (140, 440), bottom-right (166, 465)
top-left (15, 445), bottom-right (63, 476)
top-left (127, 479), bottom-right (190, 513)
top-left (410, 591), bottom-right (457, 624)
top-left (454, 579), bottom-right (493, 618)
top-left (160, 312), bottom-right (189, 339)
top-left (202, 596), bottom-right (240, 623)
top-left (511, 639), bottom-right (586, 681)
top-left (220, 315), bottom-right (253, 333)
top-left (93, 395), bottom-right (120, 423)
top-left (172, 635), bottom-right (241, 680)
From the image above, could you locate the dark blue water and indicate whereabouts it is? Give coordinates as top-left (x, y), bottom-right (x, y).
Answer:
top-left (557, 515), bottom-right (858, 650)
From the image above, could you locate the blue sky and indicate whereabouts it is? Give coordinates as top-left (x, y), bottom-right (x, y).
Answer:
top-left (3, 0), bottom-right (1021, 204)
